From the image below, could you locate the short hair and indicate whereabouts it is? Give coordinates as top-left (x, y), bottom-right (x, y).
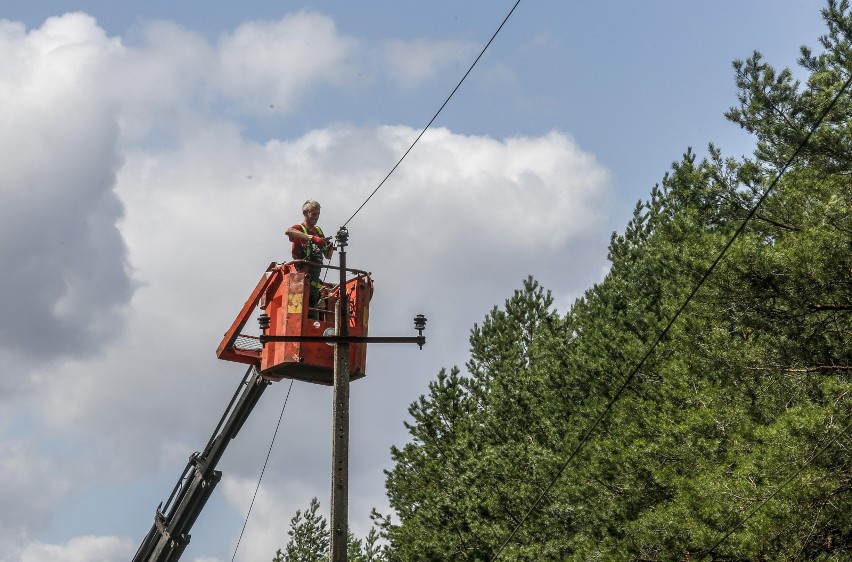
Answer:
top-left (302, 199), bottom-right (321, 213)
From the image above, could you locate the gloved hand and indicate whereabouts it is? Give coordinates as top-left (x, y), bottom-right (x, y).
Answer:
top-left (310, 235), bottom-right (325, 245)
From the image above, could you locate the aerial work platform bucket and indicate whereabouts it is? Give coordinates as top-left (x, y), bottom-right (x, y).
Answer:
top-left (216, 262), bottom-right (373, 385)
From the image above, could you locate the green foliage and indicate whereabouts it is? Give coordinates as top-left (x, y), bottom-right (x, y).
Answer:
top-left (272, 497), bottom-right (392, 562)
top-left (380, 2), bottom-right (852, 560)
top-left (273, 497), bottom-right (328, 562)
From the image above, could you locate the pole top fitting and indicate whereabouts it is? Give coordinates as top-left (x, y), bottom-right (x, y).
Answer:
top-left (258, 312), bottom-right (270, 335)
top-left (414, 314), bottom-right (427, 349)
top-left (335, 227), bottom-right (349, 249)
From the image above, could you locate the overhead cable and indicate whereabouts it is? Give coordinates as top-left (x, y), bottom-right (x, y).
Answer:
top-left (489, 68), bottom-right (852, 562)
top-left (342, 0), bottom-right (522, 228)
top-left (231, 379), bottom-right (295, 561)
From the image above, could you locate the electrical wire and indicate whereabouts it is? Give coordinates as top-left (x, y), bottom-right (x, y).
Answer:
top-left (342, 0), bottom-right (522, 228)
top-left (217, 2), bottom-right (531, 544)
top-left (488, 69), bottom-right (852, 562)
top-left (231, 379), bottom-right (295, 562)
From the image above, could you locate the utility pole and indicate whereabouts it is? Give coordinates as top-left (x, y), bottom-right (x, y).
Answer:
top-left (326, 227), bottom-right (427, 561)
top-left (254, 227), bottom-right (426, 562)
top-left (329, 227), bottom-right (350, 562)
top-left (134, 228), bottom-right (425, 562)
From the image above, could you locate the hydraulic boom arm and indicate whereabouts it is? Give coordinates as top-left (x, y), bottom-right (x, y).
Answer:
top-left (132, 366), bottom-right (269, 562)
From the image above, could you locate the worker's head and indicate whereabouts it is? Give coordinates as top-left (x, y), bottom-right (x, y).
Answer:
top-left (302, 199), bottom-right (321, 225)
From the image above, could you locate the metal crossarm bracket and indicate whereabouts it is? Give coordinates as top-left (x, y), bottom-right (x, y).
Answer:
top-left (259, 314), bottom-right (427, 349)
top-left (258, 334), bottom-right (425, 346)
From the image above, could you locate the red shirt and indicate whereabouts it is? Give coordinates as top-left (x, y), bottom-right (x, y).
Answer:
top-left (288, 222), bottom-right (324, 261)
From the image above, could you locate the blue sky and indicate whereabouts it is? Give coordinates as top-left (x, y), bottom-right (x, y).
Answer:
top-left (0, 2), bottom-right (828, 561)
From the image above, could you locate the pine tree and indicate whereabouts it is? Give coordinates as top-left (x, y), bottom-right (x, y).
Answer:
top-left (384, 278), bottom-right (569, 560)
top-left (381, 2), bottom-right (852, 559)
top-left (275, 497), bottom-right (328, 562)
top-left (273, 498), bottom-right (393, 562)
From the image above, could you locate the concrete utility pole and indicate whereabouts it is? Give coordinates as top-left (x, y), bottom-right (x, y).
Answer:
top-left (329, 227), bottom-right (350, 562)
top-left (325, 228), bottom-right (427, 562)
top-left (134, 225), bottom-right (425, 562)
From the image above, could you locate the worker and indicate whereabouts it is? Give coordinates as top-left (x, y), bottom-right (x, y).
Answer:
top-left (286, 200), bottom-right (334, 319)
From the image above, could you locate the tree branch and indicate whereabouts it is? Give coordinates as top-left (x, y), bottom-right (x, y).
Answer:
top-left (745, 365), bottom-right (852, 373)
top-left (808, 304), bottom-right (852, 312)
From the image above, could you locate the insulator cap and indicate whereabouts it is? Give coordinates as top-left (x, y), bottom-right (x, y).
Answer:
top-left (414, 314), bottom-right (427, 332)
top-left (258, 312), bottom-right (270, 332)
top-left (335, 226), bottom-right (349, 248)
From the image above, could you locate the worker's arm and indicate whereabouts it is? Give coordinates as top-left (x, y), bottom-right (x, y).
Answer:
top-left (285, 226), bottom-right (312, 242)
top-left (286, 226), bottom-right (334, 258)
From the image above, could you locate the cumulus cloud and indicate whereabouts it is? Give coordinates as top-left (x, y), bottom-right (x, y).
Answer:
top-left (18, 119), bottom-right (609, 561)
top-left (217, 11), bottom-right (359, 113)
top-left (0, 13), bottom-right (131, 367)
top-left (0, 10), bottom-right (613, 562)
top-left (18, 535), bottom-right (133, 562)
top-left (0, 438), bottom-right (74, 553)
top-left (220, 477), bottom-right (308, 562)
top-left (0, 8), bottom-right (358, 373)
top-left (381, 38), bottom-right (478, 88)
top-left (108, 20), bottom-right (214, 139)
top-left (34, 119), bottom-right (610, 436)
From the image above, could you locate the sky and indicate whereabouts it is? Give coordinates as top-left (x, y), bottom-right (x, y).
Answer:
top-left (0, 1), bottom-right (829, 561)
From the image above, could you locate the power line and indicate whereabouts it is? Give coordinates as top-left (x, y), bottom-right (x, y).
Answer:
top-left (199, 4), bottom-right (523, 549)
top-left (342, 0), bottom-right (522, 228)
top-left (231, 379), bottom-right (295, 562)
top-left (489, 68), bottom-right (852, 562)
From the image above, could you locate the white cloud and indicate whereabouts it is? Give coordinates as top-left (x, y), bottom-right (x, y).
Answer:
top-left (0, 439), bottom-right (72, 552)
top-left (108, 20), bottom-right (214, 139)
top-left (0, 10), bottom-right (613, 562)
top-left (381, 38), bottom-right (478, 88)
top-left (217, 11), bottom-right (359, 113)
top-left (31, 117), bottom-right (610, 432)
top-left (0, 9), bottom-right (361, 376)
top-left (46, 118), bottom-right (609, 550)
top-left (0, 12), bottom-right (131, 367)
top-left (18, 535), bottom-right (133, 562)
top-left (9, 119), bottom-right (609, 561)
top-left (221, 477), bottom-right (310, 562)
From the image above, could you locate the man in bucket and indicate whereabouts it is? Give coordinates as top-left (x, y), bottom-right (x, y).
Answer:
top-left (286, 200), bottom-right (334, 319)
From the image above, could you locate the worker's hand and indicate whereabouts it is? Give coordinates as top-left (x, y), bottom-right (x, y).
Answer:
top-left (310, 235), bottom-right (325, 245)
